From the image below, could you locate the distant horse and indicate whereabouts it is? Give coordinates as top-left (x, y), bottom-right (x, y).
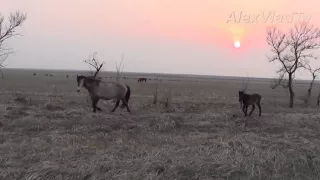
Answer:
top-left (50, 74), bottom-right (53, 76)
top-left (76, 75), bottom-right (131, 113)
top-left (33, 73), bottom-right (36, 76)
top-left (45, 74), bottom-right (48, 76)
top-left (137, 78), bottom-right (147, 83)
top-left (238, 91), bottom-right (262, 116)
top-left (66, 75), bottom-right (69, 79)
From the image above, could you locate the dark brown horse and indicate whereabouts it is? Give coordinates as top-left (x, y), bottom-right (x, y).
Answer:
top-left (137, 78), bottom-right (147, 83)
top-left (238, 91), bottom-right (262, 116)
top-left (76, 75), bottom-right (131, 113)
top-left (33, 73), bottom-right (36, 76)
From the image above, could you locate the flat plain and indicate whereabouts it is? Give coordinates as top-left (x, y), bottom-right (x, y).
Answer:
top-left (1, 68), bottom-right (320, 180)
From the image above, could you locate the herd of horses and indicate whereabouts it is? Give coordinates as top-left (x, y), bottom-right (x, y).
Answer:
top-left (32, 72), bottom-right (263, 116)
top-left (33, 73), bottom-right (53, 77)
top-left (137, 78), bottom-right (147, 82)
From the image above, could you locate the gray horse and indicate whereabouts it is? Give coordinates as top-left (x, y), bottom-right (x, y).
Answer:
top-left (76, 75), bottom-right (131, 113)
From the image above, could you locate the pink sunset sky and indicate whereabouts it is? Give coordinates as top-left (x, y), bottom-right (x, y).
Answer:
top-left (2, 0), bottom-right (320, 79)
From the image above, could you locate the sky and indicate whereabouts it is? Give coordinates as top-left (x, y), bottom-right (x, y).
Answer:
top-left (2, 0), bottom-right (320, 79)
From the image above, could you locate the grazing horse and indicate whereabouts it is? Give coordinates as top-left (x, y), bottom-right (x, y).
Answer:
top-left (76, 75), bottom-right (131, 113)
top-left (238, 91), bottom-right (262, 116)
top-left (33, 73), bottom-right (36, 76)
top-left (137, 78), bottom-right (147, 83)
top-left (66, 75), bottom-right (69, 79)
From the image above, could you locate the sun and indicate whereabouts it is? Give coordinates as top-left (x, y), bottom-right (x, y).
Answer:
top-left (234, 41), bottom-right (241, 48)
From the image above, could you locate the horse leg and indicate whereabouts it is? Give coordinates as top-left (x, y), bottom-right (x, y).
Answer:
top-left (248, 105), bottom-right (255, 116)
top-left (111, 100), bottom-right (120, 112)
top-left (121, 98), bottom-right (131, 113)
top-left (95, 99), bottom-right (102, 111)
top-left (257, 102), bottom-right (262, 116)
top-left (244, 105), bottom-right (249, 116)
top-left (242, 105), bottom-right (247, 116)
top-left (91, 98), bottom-right (98, 113)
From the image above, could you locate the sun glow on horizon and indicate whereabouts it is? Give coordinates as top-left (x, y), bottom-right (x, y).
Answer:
top-left (234, 41), bottom-right (240, 48)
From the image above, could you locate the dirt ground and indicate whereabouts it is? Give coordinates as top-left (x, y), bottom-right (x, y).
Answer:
top-left (1, 68), bottom-right (320, 180)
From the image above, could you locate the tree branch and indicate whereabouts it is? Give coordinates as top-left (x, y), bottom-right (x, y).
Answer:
top-left (84, 52), bottom-right (105, 78)
top-left (270, 71), bottom-right (288, 89)
top-left (0, 11), bottom-right (27, 79)
top-left (116, 53), bottom-right (124, 82)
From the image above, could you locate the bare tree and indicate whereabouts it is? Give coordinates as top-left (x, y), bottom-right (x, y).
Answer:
top-left (116, 53), bottom-right (124, 82)
top-left (266, 23), bottom-right (320, 108)
top-left (304, 64), bottom-right (320, 104)
top-left (84, 52), bottom-right (104, 78)
top-left (0, 11), bottom-right (27, 78)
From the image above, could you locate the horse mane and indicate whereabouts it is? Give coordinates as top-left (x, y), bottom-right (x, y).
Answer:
top-left (86, 76), bottom-right (103, 86)
top-left (239, 90), bottom-right (249, 100)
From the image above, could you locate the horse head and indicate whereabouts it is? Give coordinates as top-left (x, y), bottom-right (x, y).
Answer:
top-left (76, 75), bottom-right (87, 92)
top-left (77, 75), bottom-right (102, 92)
top-left (238, 90), bottom-right (244, 102)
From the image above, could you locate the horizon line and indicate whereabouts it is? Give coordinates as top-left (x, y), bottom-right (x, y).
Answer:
top-left (3, 67), bottom-right (314, 81)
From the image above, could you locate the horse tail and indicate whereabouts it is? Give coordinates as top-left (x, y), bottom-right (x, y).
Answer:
top-left (120, 84), bottom-right (131, 109)
top-left (125, 85), bottom-right (131, 103)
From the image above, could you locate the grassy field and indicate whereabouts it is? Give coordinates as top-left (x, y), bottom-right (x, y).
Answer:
top-left (1, 68), bottom-right (320, 180)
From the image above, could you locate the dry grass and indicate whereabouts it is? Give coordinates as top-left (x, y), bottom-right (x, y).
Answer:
top-left (0, 69), bottom-right (320, 180)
